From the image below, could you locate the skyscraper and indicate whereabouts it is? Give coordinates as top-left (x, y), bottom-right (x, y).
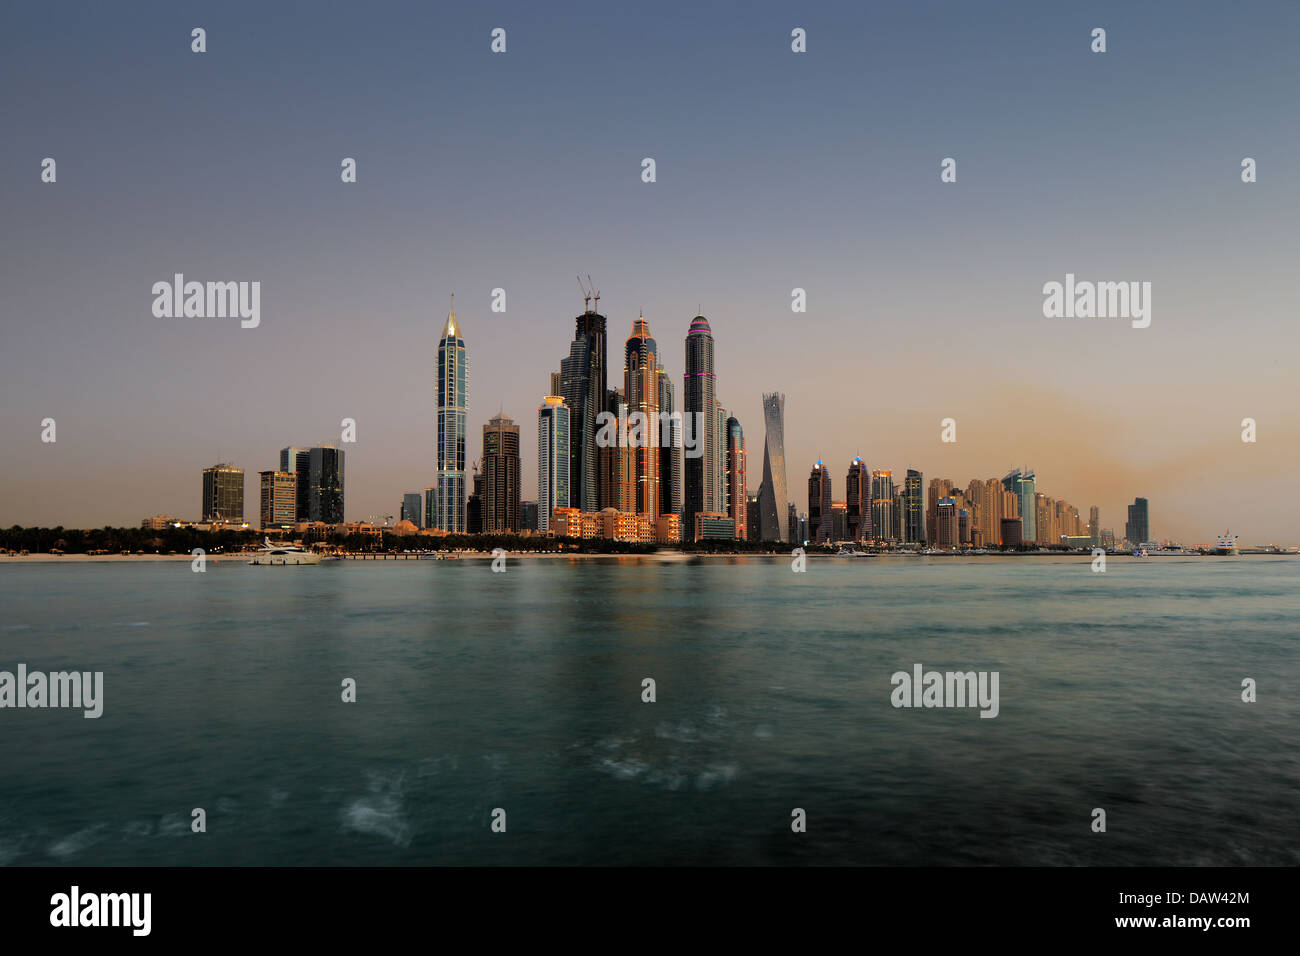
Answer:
top-left (201, 463), bottom-right (244, 522)
top-left (259, 471), bottom-right (295, 529)
top-left (904, 469), bottom-right (924, 544)
top-left (1001, 517), bottom-right (1024, 548)
top-left (1036, 493), bottom-right (1054, 546)
top-left (808, 461), bottom-right (832, 544)
top-left (870, 470), bottom-right (896, 544)
top-left (927, 478), bottom-right (954, 543)
top-left (560, 302), bottom-right (607, 513)
top-left (435, 297), bottom-right (468, 532)
top-left (974, 477), bottom-right (1007, 546)
top-left (657, 367), bottom-right (682, 518)
top-left (758, 392), bottom-right (789, 542)
top-left (537, 395), bottom-right (570, 533)
top-left (279, 446), bottom-right (311, 520)
top-left (466, 463), bottom-right (484, 534)
top-left (1003, 469), bottom-right (1036, 545)
top-left (483, 412), bottom-right (521, 533)
top-left (832, 502), bottom-right (848, 542)
top-left (746, 493), bottom-right (761, 543)
top-left (935, 497), bottom-right (958, 548)
top-left (624, 314), bottom-right (659, 519)
top-left (1126, 497), bottom-right (1150, 545)
top-left (1020, 471), bottom-right (1036, 543)
top-left (601, 388), bottom-right (630, 512)
top-left (1089, 505), bottom-right (1101, 546)
top-left (726, 416), bottom-right (746, 540)
top-left (715, 404), bottom-right (727, 518)
top-left (845, 458), bottom-right (871, 542)
top-left (960, 479), bottom-right (989, 547)
top-left (683, 313), bottom-right (718, 523)
top-left (401, 492), bottom-right (422, 527)
top-left (308, 446), bottom-right (345, 523)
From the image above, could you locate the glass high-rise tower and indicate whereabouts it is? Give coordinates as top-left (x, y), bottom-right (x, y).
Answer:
top-left (560, 305), bottom-right (607, 513)
top-left (726, 416), bottom-right (746, 540)
top-left (870, 470), bottom-right (896, 543)
top-left (809, 461), bottom-right (832, 544)
top-left (1003, 468), bottom-right (1036, 545)
top-left (537, 395), bottom-right (570, 532)
top-left (758, 392), bottom-right (789, 542)
top-left (1126, 497), bottom-right (1150, 545)
top-left (435, 296), bottom-right (468, 533)
top-left (846, 458), bottom-right (870, 542)
top-left (279, 446), bottom-right (311, 520)
top-left (657, 368), bottom-right (682, 518)
top-left (308, 446), bottom-right (345, 523)
top-left (201, 463), bottom-right (244, 522)
top-left (401, 492), bottom-right (422, 527)
top-left (904, 469), bottom-right (924, 544)
top-left (683, 314), bottom-right (718, 522)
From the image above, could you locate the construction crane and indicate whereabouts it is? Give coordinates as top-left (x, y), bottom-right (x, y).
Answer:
top-left (576, 275), bottom-right (601, 313)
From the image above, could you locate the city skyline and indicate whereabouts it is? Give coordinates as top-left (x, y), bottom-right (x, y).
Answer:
top-left (4, 2), bottom-right (1298, 543)
top-left (0, 288), bottom-right (1264, 546)
top-left (155, 446), bottom-right (1158, 550)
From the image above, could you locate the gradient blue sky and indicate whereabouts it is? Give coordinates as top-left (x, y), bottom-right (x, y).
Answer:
top-left (2, 1), bottom-right (1298, 542)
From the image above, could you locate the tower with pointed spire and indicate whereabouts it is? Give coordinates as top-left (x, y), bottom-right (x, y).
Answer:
top-left (435, 294), bottom-right (468, 533)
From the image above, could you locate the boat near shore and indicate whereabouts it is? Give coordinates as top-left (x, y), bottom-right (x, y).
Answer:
top-left (248, 538), bottom-right (321, 566)
top-left (1211, 532), bottom-right (1239, 556)
top-left (1136, 542), bottom-right (1199, 556)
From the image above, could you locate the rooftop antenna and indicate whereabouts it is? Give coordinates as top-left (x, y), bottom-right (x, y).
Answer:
top-left (576, 276), bottom-right (591, 312)
top-left (588, 274), bottom-right (600, 313)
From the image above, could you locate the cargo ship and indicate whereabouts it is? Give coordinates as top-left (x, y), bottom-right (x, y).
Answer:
top-left (1211, 532), bottom-right (1239, 556)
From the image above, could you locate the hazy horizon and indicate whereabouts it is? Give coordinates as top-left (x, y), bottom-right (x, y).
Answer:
top-left (3, 1), bottom-right (1298, 544)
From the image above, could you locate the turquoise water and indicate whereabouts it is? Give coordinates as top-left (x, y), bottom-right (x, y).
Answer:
top-left (0, 555), bottom-right (1296, 865)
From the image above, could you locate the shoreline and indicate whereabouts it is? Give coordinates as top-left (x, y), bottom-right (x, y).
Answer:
top-left (0, 551), bottom-right (1288, 564)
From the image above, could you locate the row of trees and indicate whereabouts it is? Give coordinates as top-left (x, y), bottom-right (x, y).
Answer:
top-left (0, 526), bottom-right (659, 555)
top-left (0, 525), bottom-right (261, 554)
top-left (329, 531), bottom-right (656, 554)
top-left (1, 525), bottom-right (1073, 556)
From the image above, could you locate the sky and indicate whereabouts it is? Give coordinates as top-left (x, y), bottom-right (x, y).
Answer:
top-left (2, 0), bottom-right (1298, 544)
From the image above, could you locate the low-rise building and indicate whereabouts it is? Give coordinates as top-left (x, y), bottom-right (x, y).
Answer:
top-left (694, 512), bottom-right (735, 541)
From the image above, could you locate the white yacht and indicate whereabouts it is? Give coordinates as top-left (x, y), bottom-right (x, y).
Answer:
top-left (248, 538), bottom-right (321, 565)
